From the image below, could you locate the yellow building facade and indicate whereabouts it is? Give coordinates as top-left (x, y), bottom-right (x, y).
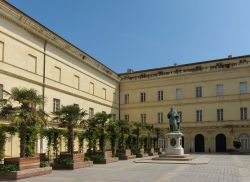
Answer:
top-left (0, 1), bottom-right (249, 156)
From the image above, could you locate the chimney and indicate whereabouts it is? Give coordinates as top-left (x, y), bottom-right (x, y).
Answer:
top-left (127, 69), bottom-right (134, 73)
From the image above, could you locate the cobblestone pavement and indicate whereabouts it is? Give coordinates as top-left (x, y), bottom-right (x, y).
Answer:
top-left (17, 154), bottom-right (250, 182)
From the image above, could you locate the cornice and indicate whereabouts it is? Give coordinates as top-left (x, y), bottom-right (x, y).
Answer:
top-left (0, 1), bottom-right (120, 82)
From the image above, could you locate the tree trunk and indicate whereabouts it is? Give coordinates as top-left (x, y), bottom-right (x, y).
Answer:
top-left (19, 122), bottom-right (27, 158)
top-left (68, 126), bottom-right (74, 155)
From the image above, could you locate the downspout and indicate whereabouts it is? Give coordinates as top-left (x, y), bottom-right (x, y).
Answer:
top-left (118, 82), bottom-right (121, 120)
top-left (42, 40), bottom-right (47, 110)
top-left (40, 40), bottom-right (47, 153)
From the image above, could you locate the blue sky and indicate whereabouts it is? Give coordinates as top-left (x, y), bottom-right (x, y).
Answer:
top-left (6, 0), bottom-right (250, 73)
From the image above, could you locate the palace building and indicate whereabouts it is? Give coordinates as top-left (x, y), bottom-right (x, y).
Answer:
top-left (0, 1), bottom-right (249, 156)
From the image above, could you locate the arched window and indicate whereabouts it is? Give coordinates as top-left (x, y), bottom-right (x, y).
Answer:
top-left (238, 134), bottom-right (250, 151)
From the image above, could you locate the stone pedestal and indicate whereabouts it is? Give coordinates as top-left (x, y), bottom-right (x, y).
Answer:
top-left (165, 132), bottom-right (184, 155)
top-left (153, 132), bottom-right (193, 161)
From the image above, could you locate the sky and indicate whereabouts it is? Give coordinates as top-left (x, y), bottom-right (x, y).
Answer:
top-left (6, 0), bottom-right (250, 73)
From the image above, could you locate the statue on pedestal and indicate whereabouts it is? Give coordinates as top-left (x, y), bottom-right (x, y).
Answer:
top-left (167, 108), bottom-right (180, 132)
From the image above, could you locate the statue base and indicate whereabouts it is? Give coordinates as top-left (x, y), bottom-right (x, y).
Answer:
top-left (153, 132), bottom-right (193, 161)
top-left (165, 132), bottom-right (184, 155)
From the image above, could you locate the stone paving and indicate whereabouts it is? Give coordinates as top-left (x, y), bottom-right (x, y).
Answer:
top-left (15, 154), bottom-right (250, 182)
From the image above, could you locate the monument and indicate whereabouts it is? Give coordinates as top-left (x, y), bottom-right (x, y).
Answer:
top-left (153, 108), bottom-right (192, 161)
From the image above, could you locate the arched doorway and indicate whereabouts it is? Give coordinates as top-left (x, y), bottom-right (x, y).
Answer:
top-left (195, 134), bottom-right (205, 152)
top-left (239, 134), bottom-right (250, 151)
top-left (216, 134), bottom-right (227, 152)
top-left (181, 136), bottom-right (184, 148)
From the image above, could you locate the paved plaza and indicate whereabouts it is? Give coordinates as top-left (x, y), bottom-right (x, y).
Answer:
top-left (17, 154), bottom-right (250, 182)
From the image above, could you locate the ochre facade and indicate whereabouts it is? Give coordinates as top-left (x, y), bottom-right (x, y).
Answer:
top-left (0, 1), bottom-right (249, 157)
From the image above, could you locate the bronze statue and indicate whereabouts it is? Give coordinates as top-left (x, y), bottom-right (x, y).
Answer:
top-left (167, 108), bottom-right (180, 132)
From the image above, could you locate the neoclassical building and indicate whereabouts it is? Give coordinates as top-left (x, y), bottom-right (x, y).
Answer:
top-left (0, 1), bottom-right (249, 156)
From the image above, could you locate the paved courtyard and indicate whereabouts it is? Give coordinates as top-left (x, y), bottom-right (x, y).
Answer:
top-left (18, 154), bottom-right (250, 182)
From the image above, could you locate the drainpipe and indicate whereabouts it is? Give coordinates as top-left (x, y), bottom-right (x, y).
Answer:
top-left (42, 40), bottom-right (47, 110)
top-left (40, 40), bottom-right (47, 153)
top-left (118, 82), bottom-right (121, 120)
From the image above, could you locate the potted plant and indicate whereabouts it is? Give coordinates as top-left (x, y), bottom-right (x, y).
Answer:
top-left (0, 87), bottom-right (52, 180)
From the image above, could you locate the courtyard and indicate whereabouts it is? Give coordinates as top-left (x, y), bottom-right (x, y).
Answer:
top-left (16, 154), bottom-right (250, 182)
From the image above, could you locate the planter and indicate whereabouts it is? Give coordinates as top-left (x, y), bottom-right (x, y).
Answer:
top-left (93, 151), bottom-right (119, 164)
top-left (52, 152), bottom-right (93, 170)
top-left (116, 149), bottom-right (136, 160)
top-left (0, 167), bottom-right (52, 180)
top-left (4, 155), bottom-right (40, 171)
top-left (1, 155), bottom-right (52, 180)
top-left (136, 148), bottom-right (149, 158)
top-left (146, 148), bottom-right (158, 156)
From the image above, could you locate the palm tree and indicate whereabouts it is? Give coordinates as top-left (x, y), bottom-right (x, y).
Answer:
top-left (91, 112), bottom-right (112, 153)
top-left (145, 124), bottom-right (154, 150)
top-left (133, 122), bottom-right (146, 149)
top-left (117, 120), bottom-right (132, 150)
top-left (52, 104), bottom-right (87, 155)
top-left (0, 87), bottom-right (47, 158)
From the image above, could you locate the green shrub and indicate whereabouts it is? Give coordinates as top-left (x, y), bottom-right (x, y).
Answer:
top-left (233, 141), bottom-right (241, 149)
top-left (54, 158), bottom-right (74, 165)
top-left (40, 161), bottom-right (48, 168)
top-left (0, 164), bottom-right (19, 172)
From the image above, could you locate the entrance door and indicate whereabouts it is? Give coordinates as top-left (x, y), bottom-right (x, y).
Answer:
top-left (216, 134), bottom-right (227, 152)
top-left (195, 134), bottom-right (205, 152)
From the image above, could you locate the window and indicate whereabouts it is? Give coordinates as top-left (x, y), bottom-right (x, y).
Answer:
top-left (74, 75), bottom-right (80, 89)
top-left (112, 114), bottom-right (116, 121)
top-left (0, 84), bottom-right (3, 100)
top-left (89, 108), bottom-right (94, 118)
top-left (217, 109), bottom-right (224, 121)
top-left (216, 84), bottom-right (223, 96)
top-left (196, 110), bottom-right (202, 122)
top-left (124, 94), bottom-right (129, 104)
top-left (53, 98), bottom-right (60, 112)
top-left (196, 86), bottom-right (202, 98)
top-left (113, 92), bottom-right (117, 102)
top-left (140, 92), bottom-right (146, 102)
top-left (157, 112), bottom-right (163, 124)
top-left (177, 111), bottom-right (182, 123)
top-left (240, 82), bottom-right (247, 94)
top-left (54, 66), bottom-right (61, 82)
top-left (90, 82), bottom-right (94, 95)
top-left (141, 114), bottom-right (146, 123)
top-left (158, 90), bottom-right (163, 101)
top-left (27, 54), bottom-right (37, 73)
top-left (176, 89), bottom-right (182, 100)
top-left (0, 41), bottom-right (4, 61)
top-left (124, 114), bottom-right (129, 121)
top-left (240, 107), bottom-right (247, 120)
top-left (103, 88), bottom-right (106, 99)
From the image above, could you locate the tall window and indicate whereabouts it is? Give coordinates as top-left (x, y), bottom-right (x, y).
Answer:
top-left (240, 82), bottom-right (247, 94)
top-left (124, 94), bottom-right (129, 104)
top-left (112, 114), bottom-right (116, 121)
top-left (53, 98), bottom-right (60, 112)
top-left (74, 75), bottom-right (80, 89)
top-left (0, 84), bottom-right (3, 100)
top-left (124, 114), bottom-right (129, 121)
top-left (90, 82), bottom-right (94, 95)
top-left (196, 86), bottom-right (202, 98)
top-left (157, 112), bottom-right (163, 124)
top-left (158, 90), bottom-right (163, 101)
top-left (217, 109), bottom-right (224, 121)
top-left (0, 41), bottom-right (4, 61)
top-left (240, 107), bottom-right (247, 120)
top-left (141, 113), bottom-right (146, 123)
top-left (54, 66), bottom-right (61, 82)
top-left (176, 89), bottom-right (182, 100)
top-left (103, 88), bottom-right (106, 99)
top-left (89, 108), bottom-right (94, 118)
top-left (140, 92), bottom-right (146, 102)
top-left (196, 110), bottom-right (202, 122)
top-left (216, 84), bottom-right (223, 96)
top-left (177, 111), bottom-right (182, 123)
